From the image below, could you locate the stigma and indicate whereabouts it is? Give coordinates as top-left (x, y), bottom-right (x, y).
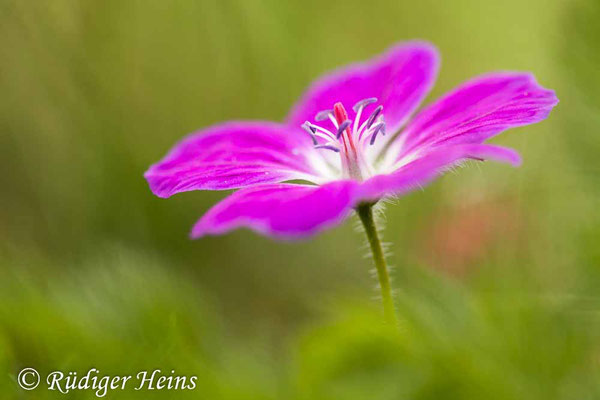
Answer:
top-left (301, 98), bottom-right (386, 180)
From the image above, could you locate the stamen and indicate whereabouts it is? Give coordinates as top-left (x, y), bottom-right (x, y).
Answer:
top-left (379, 116), bottom-right (386, 135)
top-left (353, 97), bottom-right (376, 134)
top-left (314, 144), bottom-right (340, 153)
top-left (369, 122), bottom-right (386, 145)
top-left (328, 114), bottom-right (339, 128)
top-left (301, 122), bottom-right (318, 145)
top-left (315, 110), bottom-right (333, 121)
top-left (306, 121), bottom-right (337, 141)
top-left (303, 122), bottom-right (316, 133)
top-left (352, 97), bottom-right (377, 113)
top-left (336, 120), bottom-right (352, 138)
top-left (365, 105), bottom-right (383, 129)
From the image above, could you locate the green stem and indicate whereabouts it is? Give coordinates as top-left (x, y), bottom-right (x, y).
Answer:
top-left (357, 203), bottom-right (398, 326)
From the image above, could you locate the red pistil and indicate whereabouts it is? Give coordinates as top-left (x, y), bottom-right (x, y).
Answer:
top-left (333, 102), bottom-right (349, 126)
top-left (333, 102), bottom-right (357, 155)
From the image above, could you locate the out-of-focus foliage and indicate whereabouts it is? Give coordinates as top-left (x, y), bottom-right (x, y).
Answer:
top-left (0, 0), bottom-right (599, 398)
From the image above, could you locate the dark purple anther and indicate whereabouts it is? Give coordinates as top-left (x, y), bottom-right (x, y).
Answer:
top-left (352, 97), bottom-right (378, 112)
top-left (315, 110), bottom-right (333, 121)
top-left (369, 123), bottom-right (386, 145)
top-left (336, 120), bottom-right (352, 138)
top-left (366, 105), bottom-right (383, 129)
top-left (301, 122), bottom-right (319, 145)
top-left (314, 144), bottom-right (340, 152)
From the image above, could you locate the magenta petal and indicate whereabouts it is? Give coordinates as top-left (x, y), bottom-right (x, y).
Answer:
top-left (286, 41), bottom-right (439, 134)
top-left (396, 73), bottom-right (558, 158)
top-left (145, 122), bottom-right (320, 197)
top-left (191, 181), bottom-right (358, 239)
top-left (358, 144), bottom-right (521, 201)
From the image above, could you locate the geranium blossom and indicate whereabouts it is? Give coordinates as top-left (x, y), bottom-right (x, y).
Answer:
top-left (145, 41), bottom-right (558, 239)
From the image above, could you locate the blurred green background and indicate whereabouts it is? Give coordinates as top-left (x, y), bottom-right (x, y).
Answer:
top-left (1, 0), bottom-right (599, 398)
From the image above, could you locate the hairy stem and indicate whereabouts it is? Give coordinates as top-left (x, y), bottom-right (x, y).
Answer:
top-left (357, 204), bottom-right (398, 326)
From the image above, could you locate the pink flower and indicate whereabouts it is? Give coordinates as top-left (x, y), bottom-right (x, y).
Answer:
top-left (145, 41), bottom-right (558, 239)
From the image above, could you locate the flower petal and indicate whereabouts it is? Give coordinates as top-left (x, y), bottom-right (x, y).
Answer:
top-left (145, 122), bottom-right (323, 197)
top-left (394, 73), bottom-right (558, 159)
top-left (191, 144), bottom-right (520, 239)
top-left (358, 144), bottom-right (521, 201)
top-left (286, 41), bottom-right (439, 134)
top-left (191, 181), bottom-right (358, 239)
